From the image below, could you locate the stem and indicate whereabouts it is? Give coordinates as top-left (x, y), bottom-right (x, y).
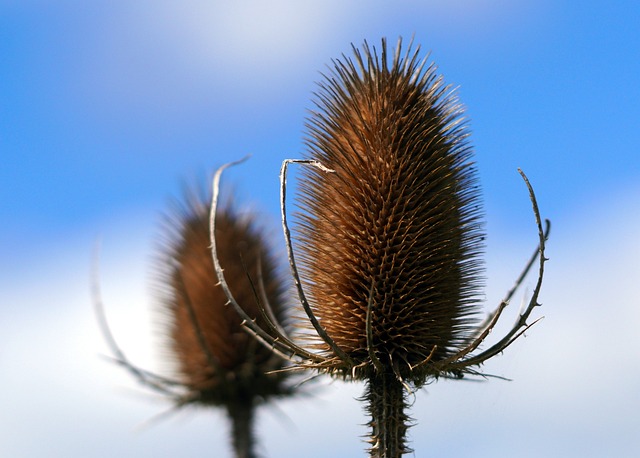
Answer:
top-left (227, 399), bottom-right (257, 458)
top-left (364, 374), bottom-right (411, 458)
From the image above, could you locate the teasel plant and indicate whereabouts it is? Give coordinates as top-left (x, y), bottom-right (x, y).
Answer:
top-left (210, 38), bottom-right (550, 457)
top-left (93, 183), bottom-right (294, 458)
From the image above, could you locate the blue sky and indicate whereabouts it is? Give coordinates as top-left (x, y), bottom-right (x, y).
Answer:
top-left (1, 1), bottom-right (639, 457)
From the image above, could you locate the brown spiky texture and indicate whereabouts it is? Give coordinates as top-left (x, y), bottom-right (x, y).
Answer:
top-left (297, 38), bottom-right (484, 383)
top-left (290, 38), bottom-right (486, 456)
top-left (156, 187), bottom-right (291, 458)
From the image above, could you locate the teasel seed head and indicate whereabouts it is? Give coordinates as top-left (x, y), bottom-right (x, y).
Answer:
top-left (157, 187), bottom-right (288, 401)
top-left (155, 185), bottom-right (292, 457)
top-left (208, 37), bottom-right (548, 458)
top-left (297, 37), bottom-right (485, 384)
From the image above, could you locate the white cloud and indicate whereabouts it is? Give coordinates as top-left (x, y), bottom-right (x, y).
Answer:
top-left (2, 182), bottom-right (638, 457)
top-left (148, 0), bottom-right (347, 68)
top-left (74, 0), bottom-right (361, 121)
top-left (68, 0), bottom-right (547, 123)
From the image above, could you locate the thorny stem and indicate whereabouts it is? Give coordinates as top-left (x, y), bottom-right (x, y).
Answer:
top-left (91, 241), bottom-right (184, 397)
top-left (209, 157), bottom-right (325, 365)
top-left (227, 398), bottom-right (257, 458)
top-left (432, 169), bottom-right (549, 373)
top-left (447, 169), bottom-right (549, 370)
top-left (365, 374), bottom-right (411, 458)
top-left (279, 159), bottom-right (354, 365)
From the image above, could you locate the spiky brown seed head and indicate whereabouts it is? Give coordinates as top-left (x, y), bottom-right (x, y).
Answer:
top-left (156, 188), bottom-right (291, 407)
top-left (297, 38), bottom-right (485, 383)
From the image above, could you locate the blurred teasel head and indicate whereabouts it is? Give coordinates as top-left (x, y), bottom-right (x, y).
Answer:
top-left (95, 182), bottom-right (293, 458)
top-left (210, 37), bottom-right (549, 457)
top-left (157, 187), bottom-right (290, 406)
top-left (156, 186), bottom-right (292, 457)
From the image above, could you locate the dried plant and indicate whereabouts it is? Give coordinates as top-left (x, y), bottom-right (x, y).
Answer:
top-left (94, 184), bottom-right (293, 458)
top-left (210, 38), bottom-right (549, 458)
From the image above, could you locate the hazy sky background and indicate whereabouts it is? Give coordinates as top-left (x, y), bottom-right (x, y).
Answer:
top-left (1, 1), bottom-right (639, 457)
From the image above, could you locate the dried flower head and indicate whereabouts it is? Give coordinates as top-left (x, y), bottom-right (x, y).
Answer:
top-left (95, 183), bottom-right (292, 458)
top-left (210, 38), bottom-right (549, 457)
top-left (297, 37), bottom-right (484, 381)
top-left (157, 188), bottom-right (290, 406)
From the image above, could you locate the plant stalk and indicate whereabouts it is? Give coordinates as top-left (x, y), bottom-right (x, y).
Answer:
top-left (365, 373), bottom-right (410, 458)
top-left (227, 398), bottom-right (257, 458)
